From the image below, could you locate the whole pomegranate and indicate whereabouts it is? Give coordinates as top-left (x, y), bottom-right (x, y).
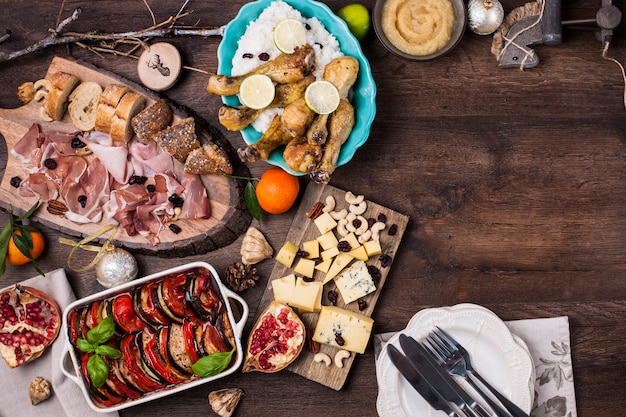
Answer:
top-left (0, 285), bottom-right (60, 368)
top-left (243, 301), bottom-right (305, 373)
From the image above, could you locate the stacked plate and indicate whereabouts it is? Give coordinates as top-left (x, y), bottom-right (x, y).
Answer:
top-left (376, 304), bottom-right (535, 417)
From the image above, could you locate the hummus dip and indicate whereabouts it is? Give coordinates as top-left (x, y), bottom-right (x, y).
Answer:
top-left (381, 0), bottom-right (456, 56)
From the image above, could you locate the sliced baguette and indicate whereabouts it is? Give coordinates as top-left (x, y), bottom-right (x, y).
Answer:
top-left (42, 72), bottom-right (80, 121)
top-left (184, 143), bottom-right (233, 175)
top-left (131, 99), bottom-right (173, 142)
top-left (110, 91), bottom-right (145, 142)
top-left (153, 117), bottom-right (200, 163)
top-left (94, 84), bottom-right (129, 133)
top-left (68, 81), bottom-right (103, 131)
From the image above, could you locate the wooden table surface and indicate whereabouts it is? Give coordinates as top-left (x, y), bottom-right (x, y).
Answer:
top-left (1, 1), bottom-right (625, 416)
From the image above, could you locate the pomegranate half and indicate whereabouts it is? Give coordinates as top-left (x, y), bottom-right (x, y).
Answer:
top-left (0, 285), bottom-right (61, 368)
top-left (242, 301), bottom-right (305, 373)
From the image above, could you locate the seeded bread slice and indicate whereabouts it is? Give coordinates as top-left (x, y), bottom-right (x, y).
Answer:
top-left (184, 143), bottom-right (233, 175)
top-left (110, 91), bottom-right (145, 142)
top-left (68, 81), bottom-right (103, 131)
top-left (153, 117), bottom-right (200, 163)
top-left (42, 72), bottom-right (80, 121)
top-left (131, 99), bottom-right (173, 142)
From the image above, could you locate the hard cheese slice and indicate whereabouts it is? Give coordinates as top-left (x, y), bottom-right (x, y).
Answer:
top-left (312, 305), bottom-right (374, 354)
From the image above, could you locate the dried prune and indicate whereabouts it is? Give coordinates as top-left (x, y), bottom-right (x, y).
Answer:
top-left (169, 224), bottom-right (182, 234)
top-left (380, 254), bottom-right (393, 268)
top-left (43, 159), bottom-right (57, 170)
top-left (77, 195), bottom-right (87, 208)
top-left (9, 176), bottom-right (21, 188)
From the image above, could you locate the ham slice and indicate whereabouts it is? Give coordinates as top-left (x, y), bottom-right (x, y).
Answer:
top-left (83, 131), bottom-right (133, 185)
top-left (180, 173), bottom-right (211, 219)
top-left (10, 124), bottom-right (41, 164)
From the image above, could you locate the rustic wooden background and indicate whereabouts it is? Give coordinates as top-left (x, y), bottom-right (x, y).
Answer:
top-left (1, 0), bottom-right (625, 416)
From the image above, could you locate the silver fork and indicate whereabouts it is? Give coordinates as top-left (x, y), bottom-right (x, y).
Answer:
top-left (427, 326), bottom-right (530, 417)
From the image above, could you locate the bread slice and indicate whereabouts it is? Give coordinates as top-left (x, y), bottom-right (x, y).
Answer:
top-left (94, 84), bottom-right (129, 133)
top-left (110, 91), bottom-right (145, 142)
top-left (153, 117), bottom-right (200, 163)
top-left (68, 81), bottom-right (103, 131)
top-left (42, 72), bottom-right (80, 121)
top-left (131, 99), bottom-right (173, 142)
top-left (185, 143), bottom-right (233, 175)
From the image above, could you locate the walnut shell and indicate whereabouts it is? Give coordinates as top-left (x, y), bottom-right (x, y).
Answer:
top-left (240, 227), bottom-right (273, 265)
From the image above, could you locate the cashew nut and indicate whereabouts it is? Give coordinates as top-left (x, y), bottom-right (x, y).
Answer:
top-left (39, 106), bottom-right (53, 122)
top-left (370, 222), bottom-right (386, 241)
top-left (345, 213), bottom-right (357, 233)
top-left (337, 218), bottom-right (349, 237)
top-left (322, 195), bottom-right (335, 213)
top-left (34, 89), bottom-right (48, 102)
top-left (358, 229), bottom-right (372, 243)
top-left (313, 352), bottom-right (332, 367)
top-left (334, 350), bottom-right (350, 368)
top-left (349, 201), bottom-right (367, 215)
top-left (330, 209), bottom-right (348, 220)
top-left (34, 79), bottom-right (52, 91)
top-left (171, 206), bottom-right (182, 221)
top-left (345, 191), bottom-right (364, 205)
top-left (354, 216), bottom-right (368, 235)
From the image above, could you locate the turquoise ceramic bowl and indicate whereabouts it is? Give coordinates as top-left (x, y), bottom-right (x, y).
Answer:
top-left (218, 0), bottom-right (377, 175)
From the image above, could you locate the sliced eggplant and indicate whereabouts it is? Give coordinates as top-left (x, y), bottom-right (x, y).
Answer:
top-left (155, 281), bottom-right (184, 323)
top-left (166, 323), bottom-right (194, 375)
top-left (184, 272), bottom-right (224, 323)
top-left (156, 326), bottom-right (192, 380)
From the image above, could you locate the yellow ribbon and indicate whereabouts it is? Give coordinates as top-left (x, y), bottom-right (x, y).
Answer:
top-left (58, 224), bottom-right (119, 273)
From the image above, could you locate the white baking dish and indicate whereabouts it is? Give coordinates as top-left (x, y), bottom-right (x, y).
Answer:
top-left (60, 262), bottom-right (248, 413)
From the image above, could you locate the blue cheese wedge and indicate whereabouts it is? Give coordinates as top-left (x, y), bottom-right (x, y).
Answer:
top-left (334, 260), bottom-right (376, 304)
top-left (312, 306), bottom-right (374, 354)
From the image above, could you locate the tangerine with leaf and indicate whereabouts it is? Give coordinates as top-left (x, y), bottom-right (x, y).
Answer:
top-left (0, 201), bottom-right (45, 277)
top-left (255, 167), bottom-right (300, 214)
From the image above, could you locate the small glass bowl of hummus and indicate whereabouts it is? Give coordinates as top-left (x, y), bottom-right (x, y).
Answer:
top-left (373, 0), bottom-right (467, 61)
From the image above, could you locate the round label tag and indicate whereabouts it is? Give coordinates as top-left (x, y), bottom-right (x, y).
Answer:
top-left (137, 42), bottom-right (182, 91)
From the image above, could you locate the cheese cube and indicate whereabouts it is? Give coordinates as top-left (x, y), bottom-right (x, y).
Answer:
top-left (334, 261), bottom-right (376, 304)
top-left (271, 274), bottom-right (296, 303)
top-left (288, 277), bottom-right (323, 313)
top-left (314, 212), bottom-right (337, 235)
top-left (312, 306), bottom-right (374, 354)
top-left (314, 258), bottom-right (333, 274)
top-left (323, 252), bottom-right (354, 284)
top-left (276, 241), bottom-right (299, 267)
top-left (349, 245), bottom-right (368, 261)
top-left (294, 258), bottom-right (316, 278)
top-left (363, 239), bottom-right (382, 257)
top-left (302, 239), bottom-right (320, 259)
top-left (340, 232), bottom-right (359, 249)
top-left (321, 246), bottom-right (340, 261)
top-left (317, 231), bottom-right (339, 250)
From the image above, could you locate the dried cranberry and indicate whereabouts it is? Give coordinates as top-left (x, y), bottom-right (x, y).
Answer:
top-left (334, 332), bottom-right (345, 346)
top-left (352, 218), bottom-right (362, 229)
top-left (367, 217), bottom-right (376, 228)
top-left (71, 138), bottom-right (86, 149)
top-left (169, 224), bottom-right (182, 234)
top-left (9, 176), bottom-right (21, 188)
top-left (242, 52), bottom-right (254, 59)
top-left (327, 290), bottom-right (338, 306)
top-left (168, 193), bottom-right (184, 208)
top-left (43, 158), bottom-right (57, 170)
top-left (128, 175), bottom-right (147, 185)
top-left (305, 23), bottom-right (311, 30)
top-left (337, 240), bottom-right (352, 252)
top-left (146, 184), bottom-right (156, 193)
top-left (368, 265), bottom-right (382, 286)
top-left (377, 213), bottom-right (387, 223)
top-left (388, 224), bottom-right (398, 236)
top-left (258, 52), bottom-right (270, 61)
top-left (380, 254), bottom-right (393, 268)
top-left (302, 276), bottom-right (314, 283)
top-left (358, 300), bottom-right (367, 311)
top-left (297, 250), bottom-right (309, 258)
top-left (77, 195), bottom-right (87, 208)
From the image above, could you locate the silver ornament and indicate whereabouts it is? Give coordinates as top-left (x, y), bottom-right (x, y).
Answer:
top-left (468, 0), bottom-right (504, 36)
top-left (95, 245), bottom-right (138, 288)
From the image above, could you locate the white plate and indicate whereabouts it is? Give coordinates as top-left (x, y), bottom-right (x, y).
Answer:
top-left (376, 304), bottom-right (534, 417)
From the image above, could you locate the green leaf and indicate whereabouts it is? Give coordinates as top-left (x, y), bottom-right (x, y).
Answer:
top-left (87, 354), bottom-right (109, 388)
top-left (96, 345), bottom-right (121, 359)
top-left (77, 338), bottom-right (96, 353)
top-left (245, 181), bottom-right (262, 221)
top-left (16, 201), bottom-right (40, 222)
top-left (87, 317), bottom-right (116, 345)
top-left (12, 229), bottom-right (33, 260)
top-left (191, 349), bottom-right (235, 377)
top-left (0, 224), bottom-right (11, 277)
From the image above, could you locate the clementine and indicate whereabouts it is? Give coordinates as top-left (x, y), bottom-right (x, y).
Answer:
top-left (255, 167), bottom-right (300, 214)
top-left (5, 229), bottom-right (45, 266)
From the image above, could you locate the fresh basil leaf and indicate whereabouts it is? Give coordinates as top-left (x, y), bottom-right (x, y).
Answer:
top-left (192, 349), bottom-right (234, 377)
top-left (245, 181), bottom-right (262, 221)
top-left (87, 317), bottom-right (116, 345)
top-left (96, 345), bottom-right (121, 359)
top-left (77, 338), bottom-right (96, 353)
top-left (87, 354), bottom-right (109, 388)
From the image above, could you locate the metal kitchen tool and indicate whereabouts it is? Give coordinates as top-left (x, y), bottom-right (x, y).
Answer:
top-left (496, 0), bottom-right (622, 69)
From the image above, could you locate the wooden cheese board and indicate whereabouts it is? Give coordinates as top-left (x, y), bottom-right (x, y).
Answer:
top-left (0, 56), bottom-right (251, 256)
top-left (255, 182), bottom-right (409, 390)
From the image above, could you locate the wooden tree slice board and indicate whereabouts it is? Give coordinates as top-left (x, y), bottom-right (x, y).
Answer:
top-left (254, 182), bottom-right (409, 390)
top-left (0, 56), bottom-right (251, 257)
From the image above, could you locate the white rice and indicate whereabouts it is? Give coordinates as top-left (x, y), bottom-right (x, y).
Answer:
top-left (231, 0), bottom-right (343, 133)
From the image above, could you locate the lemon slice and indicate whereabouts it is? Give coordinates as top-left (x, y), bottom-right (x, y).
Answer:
top-left (239, 74), bottom-right (275, 110)
top-left (273, 18), bottom-right (307, 54)
top-left (304, 81), bottom-right (340, 115)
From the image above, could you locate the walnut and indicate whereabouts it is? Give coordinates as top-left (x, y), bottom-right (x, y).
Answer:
top-left (17, 82), bottom-right (35, 104)
top-left (28, 376), bottom-right (51, 405)
top-left (240, 227), bottom-right (272, 265)
top-left (208, 388), bottom-right (243, 417)
top-left (225, 262), bottom-right (260, 292)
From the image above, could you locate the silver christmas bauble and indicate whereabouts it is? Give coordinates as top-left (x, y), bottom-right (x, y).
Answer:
top-left (95, 246), bottom-right (138, 288)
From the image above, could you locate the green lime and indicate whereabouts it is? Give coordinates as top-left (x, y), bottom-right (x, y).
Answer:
top-left (337, 4), bottom-right (371, 41)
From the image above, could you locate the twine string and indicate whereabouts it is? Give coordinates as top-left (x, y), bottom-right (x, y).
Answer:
top-left (497, 0), bottom-right (546, 71)
top-left (58, 224), bottom-right (119, 272)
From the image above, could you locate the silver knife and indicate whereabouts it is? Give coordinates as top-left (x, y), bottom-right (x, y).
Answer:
top-left (387, 344), bottom-right (462, 417)
top-left (399, 334), bottom-right (492, 417)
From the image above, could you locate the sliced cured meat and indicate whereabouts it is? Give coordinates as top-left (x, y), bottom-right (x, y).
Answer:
top-left (83, 131), bottom-right (132, 185)
top-left (10, 123), bottom-right (41, 164)
top-left (128, 140), bottom-right (173, 177)
top-left (63, 158), bottom-right (110, 224)
top-left (180, 173), bottom-right (211, 219)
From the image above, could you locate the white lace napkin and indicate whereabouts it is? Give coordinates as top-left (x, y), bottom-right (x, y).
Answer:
top-left (0, 268), bottom-right (119, 417)
top-left (374, 315), bottom-right (578, 417)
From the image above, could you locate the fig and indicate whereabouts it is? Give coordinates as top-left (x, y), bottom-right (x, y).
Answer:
top-left (242, 301), bottom-right (305, 373)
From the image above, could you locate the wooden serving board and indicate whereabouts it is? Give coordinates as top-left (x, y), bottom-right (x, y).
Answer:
top-left (256, 182), bottom-right (409, 390)
top-left (0, 57), bottom-right (251, 257)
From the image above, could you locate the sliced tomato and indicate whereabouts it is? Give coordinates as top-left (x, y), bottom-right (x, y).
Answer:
top-left (135, 331), bottom-right (170, 386)
top-left (112, 294), bottom-right (146, 333)
top-left (141, 328), bottom-right (188, 384)
top-left (136, 284), bottom-right (170, 327)
top-left (185, 272), bottom-right (223, 323)
top-left (120, 333), bottom-right (164, 392)
top-left (79, 352), bottom-right (125, 407)
top-left (158, 273), bottom-right (190, 322)
top-left (109, 358), bottom-right (142, 400)
top-left (182, 320), bottom-right (201, 364)
top-left (68, 309), bottom-right (80, 346)
top-left (86, 300), bottom-right (102, 329)
top-left (152, 282), bottom-right (182, 324)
